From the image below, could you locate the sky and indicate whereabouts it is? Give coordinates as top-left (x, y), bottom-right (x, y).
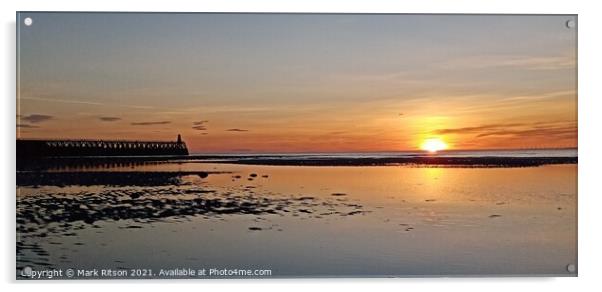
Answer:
top-left (17, 13), bottom-right (577, 153)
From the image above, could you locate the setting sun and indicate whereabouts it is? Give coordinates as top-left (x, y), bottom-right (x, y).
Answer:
top-left (421, 138), bottom-right (448, 153)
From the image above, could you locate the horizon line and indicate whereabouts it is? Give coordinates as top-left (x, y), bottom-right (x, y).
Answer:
top-left (188, 147), bottom-right (578, 155)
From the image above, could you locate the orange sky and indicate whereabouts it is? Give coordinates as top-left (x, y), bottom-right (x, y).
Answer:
top-left (17, 13), bottom-right (577, 153)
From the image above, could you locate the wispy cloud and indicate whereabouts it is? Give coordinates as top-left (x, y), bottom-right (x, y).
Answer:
top-left (440, 55), bottom-right (575, 71)
top-left (476, 125), bottom-right (576, 138)
top-left (20, 114), bottom-right (53, 124)
top-left (433, 123), bottom-right (524, 135)
top-left (192, 120), bottom-right (209, 131)
top-left (131, 121), bottom-right (171, 126)
top-left (225, 128), bottom-right (249, 132)
top-left (99, 116), bottom-right (121, 122)
top-left (498, 90), bottom-right (575, 103)
top-left (21, 96), bottom-right (104, 106)
top-left (433, 121), bottom-right (576, 140)
top-left (21, 96), bottom-right (156, 110)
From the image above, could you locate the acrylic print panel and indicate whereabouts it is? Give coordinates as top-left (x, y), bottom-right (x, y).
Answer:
top-left (16, 12), bottom-right (577, 279)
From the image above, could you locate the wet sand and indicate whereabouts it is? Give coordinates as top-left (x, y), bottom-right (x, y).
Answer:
top-left (16, 161), bottom-right (577, 278)
top-left (17, 171), bottom-right (218, 186)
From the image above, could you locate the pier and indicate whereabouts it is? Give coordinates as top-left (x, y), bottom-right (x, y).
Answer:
top-left (17, 134), bottom-right (189, 158)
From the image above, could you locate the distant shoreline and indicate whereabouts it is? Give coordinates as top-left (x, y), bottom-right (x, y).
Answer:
top-left (196, 156), bottom-right (577, 167)
top-left (17, 154), bottom-right (577, 170)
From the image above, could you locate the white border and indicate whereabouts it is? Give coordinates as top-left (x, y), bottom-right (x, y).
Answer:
top-left (2, 0), bottom-right (601, 291)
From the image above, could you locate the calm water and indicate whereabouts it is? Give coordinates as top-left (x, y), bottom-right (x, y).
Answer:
top-left (16, 154), bottom-right (577, 278)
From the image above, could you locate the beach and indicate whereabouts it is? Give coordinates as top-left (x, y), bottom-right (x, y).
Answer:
top-left (16, 150), bottom-right (577, 278)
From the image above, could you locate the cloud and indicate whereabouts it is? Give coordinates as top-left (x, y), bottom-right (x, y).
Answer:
top-left (21, 96), bottom-right (156, 110)
top-left (99, 116), bottom-right (121, 122)
top-left (192, 120), bottom-right (209, 131)
top-left (20, 114), bottom-right (53, 124)
top-left (495, 56), bottom-right (575, 70)
top-left (440, 55), bottom-right (575, 71)
top-left (434, 121), bottom-right (576, 140)
top-left (476, 126), bottom-right (576, 138)
top-left (16, 124), bottom-right (39, 128)
top-left (21, 97), bottom-right (104, 106)
top-left (433, 123), bottom-right (524, 135)
top-left (225, 128), bottom-right (249, 132)
top-left (131, 121), bottom-right (171, 126)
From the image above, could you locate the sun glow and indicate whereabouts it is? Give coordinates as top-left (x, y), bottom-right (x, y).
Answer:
top-left (421, 138), bottom-right (448, 153)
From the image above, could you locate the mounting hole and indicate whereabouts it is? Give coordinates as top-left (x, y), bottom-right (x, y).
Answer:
top-left (566, 19), bottom-right (575, 29)
top-left (24, 17), bottom-right (33, 26)
top-left (567, 263), bottom-right (576, 273)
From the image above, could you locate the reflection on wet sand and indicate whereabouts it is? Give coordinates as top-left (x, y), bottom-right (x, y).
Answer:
top-left (16, 172), bottom-right (369, 272)
top-left (16, 160), bottom-right (577, 277)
